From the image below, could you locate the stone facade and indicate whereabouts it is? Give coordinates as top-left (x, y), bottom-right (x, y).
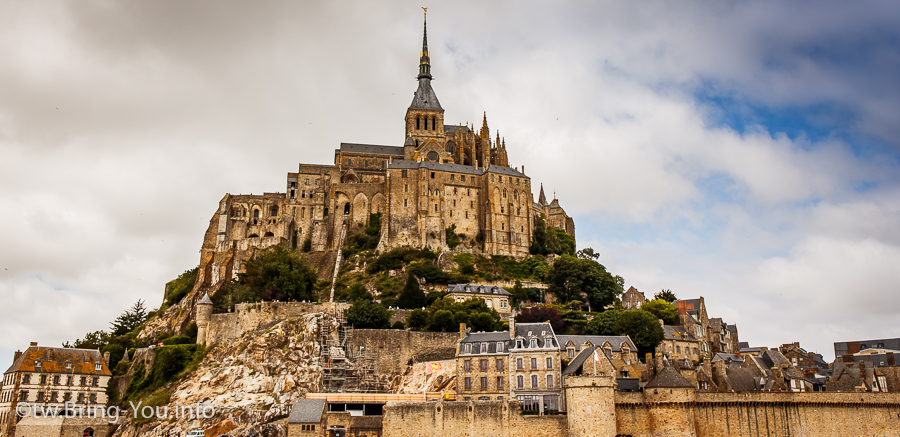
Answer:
top-left (445, 284), bottom-right (512, 316)
top-left (620, 286), bottom-right (645, 310)
top-left (0, 344), bottom-right (111, 437)
top-left (13, 416), bottom-right (113, 437)
top-left (203, 301), bottom-right (350, 346)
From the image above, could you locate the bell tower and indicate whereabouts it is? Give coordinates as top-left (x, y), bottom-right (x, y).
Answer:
top-left (404, 9), bottom-right (448, 162)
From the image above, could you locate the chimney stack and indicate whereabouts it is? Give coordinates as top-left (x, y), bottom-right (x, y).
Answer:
top-left (29, 342), bottom-right (37, 347)
top-left (459, 323), bottom-right (467, 340)
top-left (14, 350), bottom-right (23, 362)
top-left (509, 312), bottom-right (516, 340)
top-left (103, 351), bottom-right (111, 364)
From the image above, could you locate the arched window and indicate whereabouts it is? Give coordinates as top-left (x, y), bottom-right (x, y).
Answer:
top-left (264, 232), bottom-right (274, 237)
top-left (431, 116), bottom-right (436, 130)
top-left (271, 206), bottom-right (278, 217)
top-left (253, 209), bottom-right (260, 218)
top-left (503, 189), bottom-right (507, 198)
top-left (344, 203), bottom-right (350, 215)
top-left (82, 428), bottom-right (94, 437)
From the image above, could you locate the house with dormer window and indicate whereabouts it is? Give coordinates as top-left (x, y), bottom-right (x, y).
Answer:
top-left (509, 322), bottom-right (562, 414)
top-left (446, 284), bottom-right (512, 316)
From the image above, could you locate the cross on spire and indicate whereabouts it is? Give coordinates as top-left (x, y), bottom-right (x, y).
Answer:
top-left (418, 10), bottom-right (432, 79)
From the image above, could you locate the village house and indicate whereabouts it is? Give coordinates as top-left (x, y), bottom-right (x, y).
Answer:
top-left (445, 284), bottom-right (512, 316)
top-left (0, 343), bottom-right (112, 437)
top-left (620, 286), bottom-right (645, 310)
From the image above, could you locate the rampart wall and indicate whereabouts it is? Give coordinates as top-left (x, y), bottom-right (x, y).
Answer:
top-left (205, 301), bottom-right (349, 345)
top-left (350, 329), bottom-right (460, 372)
top-left (382, 401), bottom-right (567, 437)
top-left (381, 384), bottom-right (900, 437)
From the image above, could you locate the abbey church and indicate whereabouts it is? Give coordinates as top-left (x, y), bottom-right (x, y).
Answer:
top-left (198, 16), bottom-right (574, 285)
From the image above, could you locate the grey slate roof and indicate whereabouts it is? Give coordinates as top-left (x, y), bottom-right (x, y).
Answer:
top-left (409, 78), bottom-right (443, 110)
top-left (725, 368), bottom-right (762, 392)
top-left (513, 322), bottom-right (558, 349)
top-left (645, 365), bottom-right (693, 389)
top-left (662, 326), bottom-right (699, 342)
top-left (288, 399), bottom-right (326, 424)
top-left (447, 284), bottom-right (511, 296)
top-left (336, 143), bottom-right (405, 156)
top-left (712, 353), bottom-right (744, 364)
top-left (562, 346), bottom-right (613, 376)
top-left (459, 332), bottom-right (511, 355)
top-left (199, 293), bottom-right (213, 305)
top-left (388, 160), bottom-right (483, 175)
top-left (485, 165), bottom-right (526, 178)
top-left (444, 125), bottom-right (472, 135)
top-left (557, 335), bottom-right (637, 352)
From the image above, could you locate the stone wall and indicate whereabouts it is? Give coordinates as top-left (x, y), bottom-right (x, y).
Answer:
top-left (14, 416), bottom-right (114, 437)
top-left (382, 400), bottom-right (567, 437)
top-left (206, 301), bottom-right (350, 345)
top-left (350, 330), bottom-right (460, 373)
top-left (614, 391), bottom-right (900, 437)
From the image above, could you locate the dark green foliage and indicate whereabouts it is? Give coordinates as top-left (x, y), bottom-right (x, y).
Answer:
top-left (302, 238), bottom-right (312, 252)
top-left (429, 297), bottom-right (504, 332)
top-left (344, 213), bottom-right (382, 257)
top-left (367, 246), bottom-right (437, 274)
top-left (641, 299), bottom-right (678, 325)
top-left (586, 310), bottom-right (622, 335)
top-left (407, 309), bottom-right (429, 330)
top-left (161, 335), bottom-right (191, 345)
top-left (468, 312), bottom-right (495, 331)
top-left (548, 254), bottom-right (623, 310)
top-left (429, 310), bottom-right (456, 332)
top-left (445, 224), bottom-right (461, 249)
top-left (614, 310), bottom-right (665, 358)
top-left (391, 321), bottom-right (406, 329)
top-left (517, 305), bottom-right (564, 333)
top-left (530, 215), bottom-right (575, 256)
top-left (397, 274), bottom-right (427, 309)
top-left (576, 248), bottom-right (600, 260)
top-left (212, 246), bottom-right (318, 311)
top-left (454, 253), bottom-right (476, 276)
top-left (345, 300), bottom-right (391, 329)
top-left (654, 289), bottom-right (677, 303)
top-left (63, 330), bottom-right (111, 350)
top-left (124, 344), bottom-right (204, 402)
top-left (407, 260), bottom-right (464, 284)
top-left (111, 300), bottom-right (148, 336)
top-left (184, 322), bottom-right (198, 343)
top-left (164, 267), bottom-right (199, 306)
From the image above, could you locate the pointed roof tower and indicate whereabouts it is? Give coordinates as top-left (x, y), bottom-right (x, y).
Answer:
top-left (409, 10), bottom-right (442, 110)
top-left (538, 184), bottom-right (547, 206)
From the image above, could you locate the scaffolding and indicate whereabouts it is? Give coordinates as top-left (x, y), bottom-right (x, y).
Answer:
top-left (318, 311), bottom-right (389, 393)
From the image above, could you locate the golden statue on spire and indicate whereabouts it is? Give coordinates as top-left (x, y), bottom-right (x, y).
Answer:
top-left (422, 7), bottom-right (427, 15)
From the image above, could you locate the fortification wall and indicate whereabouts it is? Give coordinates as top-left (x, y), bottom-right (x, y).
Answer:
top-left (206, 301), bottom-right (349, 345)
top-left (350, 330), bottom-right (460, 372)
top-left (614, 391), bottom-right (900, 437)
top-left (382, 400), bottom-right (567, 437)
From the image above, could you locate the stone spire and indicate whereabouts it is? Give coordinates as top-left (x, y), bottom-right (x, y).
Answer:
top-left (538, 184), bottom-right (547, 205)
top-left (418, 10), bottom-right (432, 80)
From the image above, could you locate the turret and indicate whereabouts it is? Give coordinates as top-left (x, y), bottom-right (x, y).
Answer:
top-left (196, 292), bottom-right (214, 345)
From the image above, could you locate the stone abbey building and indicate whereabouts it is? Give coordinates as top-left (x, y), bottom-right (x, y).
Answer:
top-left (198, 16), bottom-right (573, 286)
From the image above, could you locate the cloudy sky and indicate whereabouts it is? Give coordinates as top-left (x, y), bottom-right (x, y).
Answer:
top-left (2, 1), bottom-right (899, 366)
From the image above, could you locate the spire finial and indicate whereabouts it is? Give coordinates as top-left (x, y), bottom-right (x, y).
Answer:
top-left (418, 10), bottom-right (432, 80)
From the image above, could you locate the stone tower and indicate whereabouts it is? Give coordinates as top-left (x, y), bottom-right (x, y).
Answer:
top-left (404, 11), bottom-right (448, 162)
top-left (196, 292), bottom-right (213, 344)
top-left (563, 375), bottom-right (617, 437)
top-left (642, 362), bottom-right (697, 437)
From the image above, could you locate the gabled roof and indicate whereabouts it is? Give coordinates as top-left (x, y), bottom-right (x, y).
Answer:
top-left (557, 335), bottom-right (636, 352)
top-left (645, 365), bottom-right (693, 389)
top-left (712, 353), bottom-right (744, 364)
top-left (725, 368), bottom-right (761, 392)
top-left (199, 293), bottom-right (213, 305)
top-left (288, 399), bottom-right (326, 424)
top-left (5, 345), bottom-right (111, 376)
top-left (513, 323), bottom-right (557, 350)
top-left (563, 346), bottom-right (613, 376)
top-left (447, 284), bottom-right (511, 296)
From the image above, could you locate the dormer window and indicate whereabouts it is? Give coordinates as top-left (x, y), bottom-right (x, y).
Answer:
top-left (544, 339), bottom-right (552, 348)
top-left (567, 347), bottom-right (576, 358)
top-left (530, 339), bottom-right (537, 348)
top-left (95, 363), bottom-right (102, 372)
top-left (65, 362), bottom-right (72, 371)
top-left (464, 344), bottom-right (471, 354)
top-left (34, 360), bottom-right (41, 370)
top-left (480, 343), bottom-right (488, 354)
top-left (496, 342), bottom-right (504, 352)
top-left (516, 339), bottom-right (523, 349)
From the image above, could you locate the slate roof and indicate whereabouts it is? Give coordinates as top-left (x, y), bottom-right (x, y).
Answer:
top-left (288, 399), bottom-right (326, 424)
top-left (751, 350), bottom-right (805, 380)
top-left (336, 143), bottom-right (405, 156)
top-left (5, 345), bottom-right (111, 376)
top-left (725, 368), bottom-right (762, 392)
top-left (712, 353), bottom-right (744, 364)
top-left (662, 326), bottom-right (699, 342)
top-left (199, 293), bottom-right (213, 305)
top-left (447, 284), bottom-right (511, 296)
top-left (485, 165), bottom-right (526, 178)
top-left (557, 335), bottom-right (637, 352)
top-left (444, 125), bottom-right (473, 135)
top-left (563, 346), bottom-right (613, 376)
top-left (513, 322), bottom-right (558, 349)
top-left (459, 332), bottom-right (511, 355)
top-left (409, 78), bottom-right (443, 110)
top-left (388, 160), bottom-right (484, 175)
top-left (645, 365), bottom-right (693, 389)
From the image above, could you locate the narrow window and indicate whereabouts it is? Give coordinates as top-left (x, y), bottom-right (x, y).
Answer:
top-left (450, 174), bottom-right (455, 181)
top-left (517, 375), bottom-right (524, 388)
top-left (402, 169), bottom-right (408, 178)
top-left (531, 375), bottom-right (538, 388)
top-left (404, 184), bottom-right (409, 193)
top-left (464, 360), bottom-right (471, 372)
top-left (480, 359), bottom-right (487, 371)
top-left (431, 172), bottom-right (435, 179)
top-left (464, 377), bottom-right (472, 390)
top-left (517, 358), bottom-right (523, 370)
top-left (480, 377), bottom-right (487, 390)
top-left (497, 376), bottom-right (504, 389)
top-left (546, 357), bottom-right (553, 369)
top-left (547, 374), bottom-right (554, 388)
top-left (496, 358), bottom-right (504, 371)
top-left (434, 204), bottom-right (438, 212)
top-left (348, 158), bottom-right (352, 167)
top-left (416, 116), bottom-right (420, 129)
top-left (531, 358), bottom-right (537, 369)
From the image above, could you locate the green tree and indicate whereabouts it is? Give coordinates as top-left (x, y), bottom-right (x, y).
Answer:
top-left (615, 310), bottom-right (665, 358)
top-left (164, 267), bottom-right (198, 306)
top-left (407, 309), bottom-right (429, 330)
top-left (641, 299), bottom-right (678, 325)
top-left (586, 310), bottom-right (622, 335)
top-left (397, 274), bottom-right (427, 309)
top-left (576, 248), bottom-right (600, 260)
top-left (63, 330), bottom-right (111, 349)
top-left (654, 289), bottom-right (677, 303)
top-left (240, 245), bottom-right (318, 302)
top-left (445, 224), bottom-right (461, 250)
top-left (110, 300), bottom-right (147, 336)
top-left (430, 310), bottom-right (456, 332)
top-left (345, 300), bottom-right (391, 329)
top-left (548, 255), bottom-right (623, 310)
